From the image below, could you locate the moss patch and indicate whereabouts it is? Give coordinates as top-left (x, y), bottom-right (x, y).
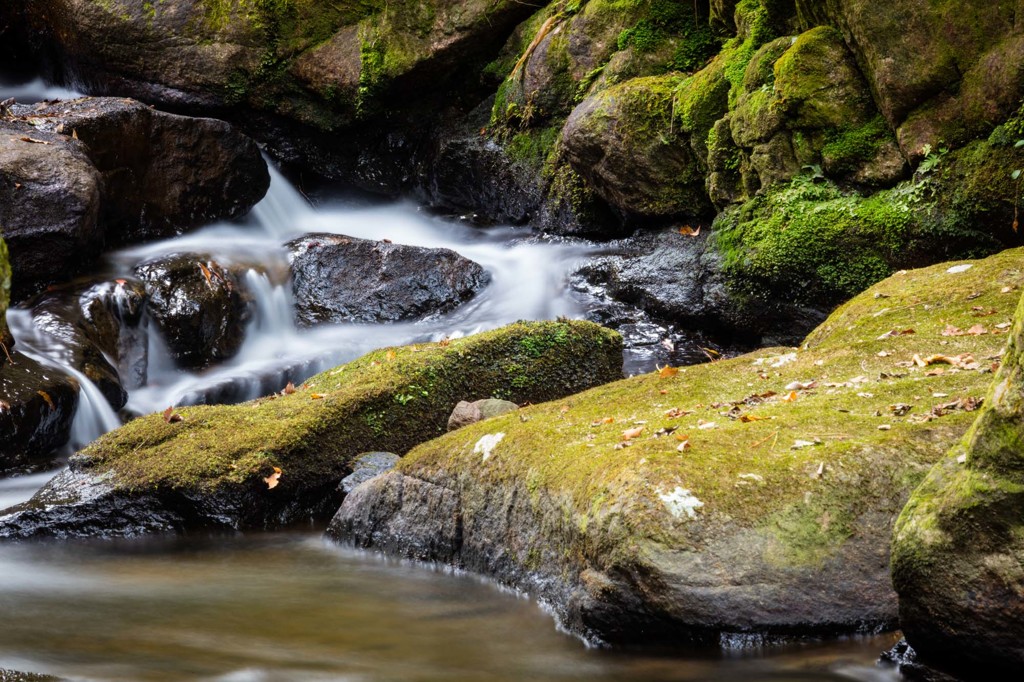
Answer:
top-left (79, 321), bottom-right (622, 495)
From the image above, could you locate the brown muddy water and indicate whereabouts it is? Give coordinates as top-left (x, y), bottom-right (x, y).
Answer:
top-left (0, 474), bottom-right (902, 682)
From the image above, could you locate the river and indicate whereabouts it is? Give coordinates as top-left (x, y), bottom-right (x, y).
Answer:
top-left (0, 77), bottom-right (903, 681)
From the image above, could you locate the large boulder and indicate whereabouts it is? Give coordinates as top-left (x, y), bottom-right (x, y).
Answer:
top-left (134, 254), bottom-right (252, 369)
top-left (819, 0), bottom-right (1024, 159)
top-left (891, 293), bottom-right (1024, 678)
top-left (287, 233), bottom-right (491, 326)
top-left (562, 75), bottom-right (713, 219)
top-left (1, 97), bottom-right (268, 296)
top-left (0, 321), bottom-right (622, 538)
top-left (0, 121), bottom-right (103, 298)
top-left (331, 248), bottom-right (1024, 644)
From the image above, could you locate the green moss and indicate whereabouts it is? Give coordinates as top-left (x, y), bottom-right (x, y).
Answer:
top-left (393, 249), bottom-right (1024, 572)
top-left (821, 115), bottom-right (891, 175)
top-left (79, 321), bottom-right (622, 494)
top-left (507, 125), bottom-right (562, 167)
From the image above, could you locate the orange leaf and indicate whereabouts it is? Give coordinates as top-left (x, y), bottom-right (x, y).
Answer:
top-left (282, 381), bottom-right (297, 395)
top-left (37, 391), bottom-right (55, 411)
top-left (310, 393), bottom-right (325, 400)
top-left (740, 414), bottom-right (772, 422)
top-left (966, 324), bottom-right (987, 336)
top-left (678, 225), bottom-right (701, 237)
top-left (676, 438), bottom-right (691, 452)
top-left (664, 407), bottom-right (692, 418)
top-left (162, 406), bottom-right (183, 423)
top-left (385, 349), bottom-right (397, 361)
top-left (783, 391), bottom-right (798, 402)
top-left (621, 426), bottom-right (645, 440)
top-left (264, 466), bottom-right (282, 490)
top-left (198, 262), bottom-right (213, 287)
top-left (438, 337), bottom-right (451, 347)
top-left (115, 278), bottom-right (127, 286)
top-left (591, 416), bottom-right (614, 426)
top-left (657, 365), bottom-right (679, 378)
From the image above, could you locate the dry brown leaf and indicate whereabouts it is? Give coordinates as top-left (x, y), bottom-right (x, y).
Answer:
top-left (37, 390), bottom-right (55, 411)
top-left (310, 393), bottom-right (325, 400)
top-left (621, 426), bottom-right (645, 440)
top-left (678, 225), bottom-right (701, 237)
top-left (198, 262), bottom-right (213, 287)
top-left (877, 328), bottom-right (916, 340)
top-left (282, 381), bottom-right (297, 395)
top-left (591, 416), bottom-right (615, 426)
top-left (162, 405), bottom-right (183, 423)
top-left (264, 466), bottom-right (282, 490)
top-left (19, 136), bottom-right (50, 145)
top-left (664, 407), bottom-right (692, 418)
top-left (676, 438), bottom-right (691, 452)
top-left (966, 324), bottom-right (987, 335)
top-left (739, 414), bottom-right (773, 423)
top-left (438, 337), bottom-right (451, 347)
top-left (385, 349), bottom-right (397, 361)
top-left (783, 391), bottom-right (798, 402)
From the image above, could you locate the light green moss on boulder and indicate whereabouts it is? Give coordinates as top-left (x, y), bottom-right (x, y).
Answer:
top-left (335, 248), bottom-right (1024, 643)
top-left (79, 320), bottom-right (622, 495)
top-left (892, 289), bottom-right (1024, 678)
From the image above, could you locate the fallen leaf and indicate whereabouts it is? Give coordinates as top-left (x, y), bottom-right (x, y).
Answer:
top-left (385, 349), bottom-right (397, 361)
top-left (198, 261), bottom-right (213, 287)
top-left (678, 225), bottom-right (701, 237)
top-left (966, 324), bottom-right (987, 335)
top-left (621, 426), bottom-right (644, 440)
top-left (438, 337), bottom-right (451, 347)
top-left (996, 322), bottom-right (1012, 330)
top-left (889, 403), bottom-right (913, 416)
top-left (791, 439), bottom-right (820, 450)
top-left (697, 420), bottom-right (717, 430)
top-left (18, 136), bottom-right (50, 144)
top-left (1001, 286), bottom-right (1016, 293)
top-left (37, 391), bottom-right (55, 411)
top-left (676, 439), bottom-right (691, 452)
top-left (653, 426), bottom-right (678, 437)
top-left (739, 414), bottom-right (773, 422)
top-left (115, 278), bottom-right (127, 286)
top-left (783, 391), bottom-right (798, 402)
top-left (560, 404), bottom-right (570, 414)
top-left (877, 328), bottom-right (916, 340)
top-left (784, 380), bottom-right (817, 391)
top-left (592, 416), bottom-right (615, 426)
top-left (162, 405), bottom-right (183, 423)
top-left (664, 407), bottom-right (691, 418)
top-left (264, 466), bottom-right (282, 490)
top-left (310, 393), bottom-right (325, 400)
top-left (657, 364), bottom-right (679, 378)
top-left (878, 424), bottom-right (891, 431)
top-left (282, 381), bottom-right (297, 395)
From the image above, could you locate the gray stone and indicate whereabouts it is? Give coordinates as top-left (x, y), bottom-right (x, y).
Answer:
top-left (447, 398), bottom-right (518, 431)
top-left (339, 452), bottom-right (401, 494)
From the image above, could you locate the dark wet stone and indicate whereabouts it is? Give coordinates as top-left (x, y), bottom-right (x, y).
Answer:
top-left (0, 351), bottom-right (77, 472)
top-left (339, 452), bottom-right (401, 494)
top-left (134, 254), bottom-right (252, 369)
top-left (286, 233), bottom-right (490, 326)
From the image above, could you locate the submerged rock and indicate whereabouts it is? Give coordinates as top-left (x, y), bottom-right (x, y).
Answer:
top-left (891, 288), bottom-right (1024, 678)
top-left (134, 254), bottom-right (251, 369)
top-left (287, 233), bottom-right (491, 326)
top-left (0, 351), bottom-right (78, 472)
top-left (330, 249), bottom-right (1024, 645)
top-left (0, 321), bottom-right (622, 538)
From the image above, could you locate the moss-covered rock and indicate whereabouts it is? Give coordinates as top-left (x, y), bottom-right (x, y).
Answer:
top-left (0, 321), bottom-right (622, 538)
top-left (562, 74), bottom-right (712, 218)
top-left (332, 248), bottom-right (1024, 644)
top-left (891, 289), bottom-right (1024, 679)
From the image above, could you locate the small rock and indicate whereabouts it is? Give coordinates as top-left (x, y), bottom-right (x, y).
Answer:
top-left (339, 452), bottom-right (401, 494)
top-left (447, 398), bottom-right (518, 431)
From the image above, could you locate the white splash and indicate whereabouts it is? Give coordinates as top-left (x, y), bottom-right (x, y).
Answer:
top-left (473, 433), bottom-right (505, 462)
top-left (658, 486), bottom-right (704, 520)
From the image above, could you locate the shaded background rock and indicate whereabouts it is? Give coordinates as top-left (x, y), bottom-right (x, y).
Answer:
top-left (287, 233), bottom-right (491, 325)
top-left (447, 398), bottom-right (519, 431)
top-left (134, 254), bottom-right (252, 369)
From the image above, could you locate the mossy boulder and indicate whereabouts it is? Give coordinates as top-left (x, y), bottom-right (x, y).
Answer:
top-left (562, 74), bottom-right (712, 219)
top-left (0, 321), bottom-right (623, 538)
top-left (891, 290), bottom-right (1024, 679)
top-left (332, 248), bottom-right (1024, 644)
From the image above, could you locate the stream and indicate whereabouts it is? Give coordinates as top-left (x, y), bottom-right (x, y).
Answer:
top-left (1, 78), bottom-right (903, 681)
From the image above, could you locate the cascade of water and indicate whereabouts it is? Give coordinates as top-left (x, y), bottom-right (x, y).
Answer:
top-left (251, 161), bottom-right (314, 239)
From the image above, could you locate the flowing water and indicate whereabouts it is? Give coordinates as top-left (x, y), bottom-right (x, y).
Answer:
top-left (1, 78), bottom-right (903, 681)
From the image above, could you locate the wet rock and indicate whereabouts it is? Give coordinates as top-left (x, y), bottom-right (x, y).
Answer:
top-left (0, 237), bottom-right (11, 356)
top-left (572, 228), bottom-right (826, 346)
top-left (15, 97), bottom-right (269, 243)
top-left (331, 250), bottom-right (1024, 645)
top-left (1, 97), bottom-right (267, 296)
top-left (0, 669), bottom-right (61, 682)
top-left (0, 321), bottom-right (622, 538)
top-left (134, 254), bottom-right (251, 369)
top-left (340, 452), bottom-right (401, 494)
top-left (0, 351), bottom-right (77, 472)
top-left (287, 233), bottom-right (491, 326)
top-left (0, 121), bottom-right (102, 297)
top-left (891, 291), bottom-right (1024, 679)
top-left (447, 399), bottom-right (519, 431)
